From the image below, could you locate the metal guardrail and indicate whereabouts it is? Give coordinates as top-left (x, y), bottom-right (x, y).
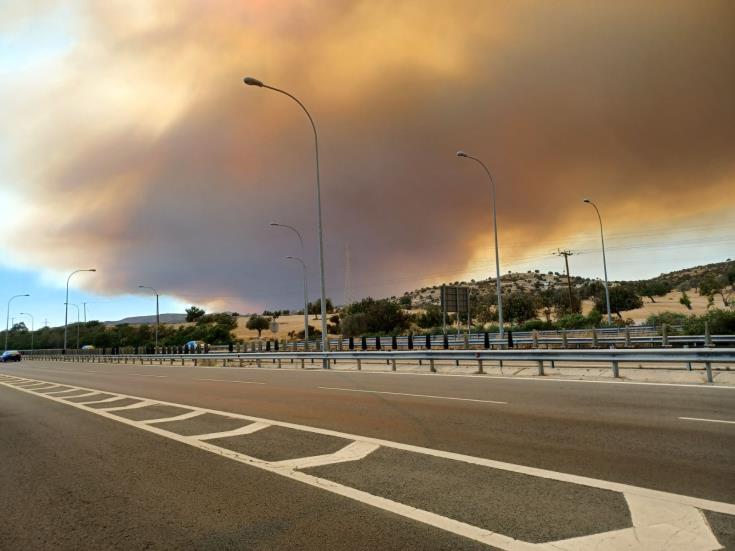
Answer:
top-left (33, 348), bottom-right (735, 383)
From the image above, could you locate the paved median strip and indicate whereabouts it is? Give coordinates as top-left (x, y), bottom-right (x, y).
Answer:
top-left (317, 386), bottom-right (508, 404)
top-left (0, 373), bottom-right (733, 550)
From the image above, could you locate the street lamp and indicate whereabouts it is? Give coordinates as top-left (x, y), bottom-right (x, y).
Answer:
top-left (270, 222), bottom-right (304, 249)
top-left (19, 312), bottom-right (34, 352)
top-left (583, 199), bottom-right (612, 324)
top-left (5, 294), bottom-right (30, 351)
top-left (244, 77), bottom-right (329, 363)
top-left (138, 285), bottom-right (160, 351)
top-left (67, 302), bottom-right (81, 349)
top-left (456, 151), bottom-right (504, 337)
top-left (64, 269), bottom-right (96, 352)
top-left (286, 256), bottom-right (310, 350)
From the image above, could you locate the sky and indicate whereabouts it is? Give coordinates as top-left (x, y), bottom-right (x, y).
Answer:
top-left (1, 1), bottom-right (734, 327)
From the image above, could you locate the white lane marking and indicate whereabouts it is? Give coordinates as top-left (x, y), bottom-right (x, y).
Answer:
top-left (81, 395), bottom-right (128, 405)
top-left (45, 388), bottom-right (86, 396)
top-left (128, 373), bottom-right (168, 378)
top-left (542, 493), bottom-right (722, 550)
top-left (59, 390), bottom-right (100, 399)
top-left (678, 416), bottom-right (735, 425)
top-left (317, 386), bottom-right (507, 405)
top-left (4, 376), bottom-right (735, 518)
top-left (271, 441), bottom-right (381, 470)
top-left (193, 421), bottom-right (270, 441)
top-left (143, 410), bottom-right (205, 424)
top-left (102, 399), bottom-right (157, 412)
top-left (196, 378), bottom-right (265, 385)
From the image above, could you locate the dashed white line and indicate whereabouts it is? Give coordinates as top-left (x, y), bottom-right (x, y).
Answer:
top-left (129, 373), bottom-right (168, 378)
top-left (196, 378), bottom-right (265, 385)
top-left (317, 386), bottom-right (507, 404)
top-left (678, 416), bottom-right (735, 425)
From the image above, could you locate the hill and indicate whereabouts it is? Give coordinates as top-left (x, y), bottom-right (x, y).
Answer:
top-left (106, 314), bottom-right (187, 325)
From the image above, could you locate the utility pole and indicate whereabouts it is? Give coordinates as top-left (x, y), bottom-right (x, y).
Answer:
top-left (556, 249), bottom-right (575, 309)
top-left (83, 302), bottom-right (88, 323)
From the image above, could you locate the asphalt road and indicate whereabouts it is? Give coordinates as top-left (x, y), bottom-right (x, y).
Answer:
top-left (2, 359), bottom-right (733, 550)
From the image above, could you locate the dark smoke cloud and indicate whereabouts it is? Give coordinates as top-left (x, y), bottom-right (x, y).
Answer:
top-left (3, 1), bottom-right (734, 311)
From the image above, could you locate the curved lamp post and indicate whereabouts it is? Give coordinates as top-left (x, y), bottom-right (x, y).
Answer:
top-left (583, 199), bottom-right (612, 324)
top-left (138, 285), bottom-right (160, 350)
top-left (5, 294), bottom-right (29, 351)
top-left (244, 77), bottom-right (329, 362)
top-left (19, 312), bottom-right (34, 352)
top-left (456, 151), bottom-right (504, 337)
top-left (64, 269), bottom-right (96, 352)
top-left (286, 256), bottom-right (310, 349)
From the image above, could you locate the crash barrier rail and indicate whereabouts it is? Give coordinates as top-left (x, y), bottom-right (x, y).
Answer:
top-left (30, 348), bottom-right (735, 383)
top-left (20, 328), bottom-right (734, 357)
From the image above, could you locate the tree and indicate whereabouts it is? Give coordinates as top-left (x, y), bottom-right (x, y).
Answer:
top-left (699, 274), bottom-right (733, 308)
top-left (416, 305), bottom-right (442, 328)
top-left (342, 297), bottom-right (409, 335)
top-left (636, 280), bottom-right (672, 303)
top-left (308, 298), bottom-right (334, 319)
top-left (593, 284), bottom-right (643, 318)
top-left (399, 295), bottom-right (412, 308)
top-left (503, 292), bottom-right (538, 325)
top-left (185, 306), bottom-right (206, 322)
top-left (246, 315), bottom-right (270, 337)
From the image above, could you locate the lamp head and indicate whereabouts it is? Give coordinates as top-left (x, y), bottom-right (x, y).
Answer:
top-left (243, 76), bottom-right (264, 87)
top-left (286, 256), bottom-right (294, 260)
top-left (269, 222), bottom-right (279, 227)
top-left (88, 268), bottom-right (97, 272)
top-left (456, 150), bottom-right (468, 158)
top-left (583, 198), bottom-right (591, 204)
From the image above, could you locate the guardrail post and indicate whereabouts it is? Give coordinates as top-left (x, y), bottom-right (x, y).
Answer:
top-left (391, 358), bottom-right (396, 371)
top-left (408, 333), bottom-right (414, 350)
top-left (392, 335), bottom-right (397, 350)
top-left (562, 329), bottom-right (568, 348)
top-left (256, 357), bottom-right (262, 368)
top-left (592, 328), bottom-right (598, 348)
top-left (361, 336), bottom-right (367, 351)
top-left (443, 334), bottom-right (449, 350)
top-left (705, 322), bottom-right (712, 347)
top-left (537, 360), bottom-right (544, 375)
top-left (484, 332), bottom-right (490, 349)
top-left (612, 360), bottom-right (619, 378)
top-left (507, 331), bottom-right (513, 349)
top-left (338, 338), bottom-right (343, 351)
top-left (277, 357), bottom-right (282, 369)
top-left (376, 336), bottom-right (381, 350)
top-left (357, 358), bottom-right (362, 371)
top-left (348, 336), bottom-right (354, 350)
top-left (624, 326), bottom-right (631, 348)
top-left (532, 330), bottom-right (539, 349)
top-left (425, 334), bottom-right (431, 349)
top-left (301, 357), bottom-right (305, 369)
top-left (477, 357), bottom-right (484, 374)
top-left (661, 323), bottom-right (669, 347)
top-left (705, 362), bottom-right (713, 383)
top-left (430, 358), bottom-right (436, 373)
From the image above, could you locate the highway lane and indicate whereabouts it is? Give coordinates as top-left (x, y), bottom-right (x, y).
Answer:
top-left (0, 383), bottom-right (486, 551)
top-left (4, 360), bottom-right (734, 503)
